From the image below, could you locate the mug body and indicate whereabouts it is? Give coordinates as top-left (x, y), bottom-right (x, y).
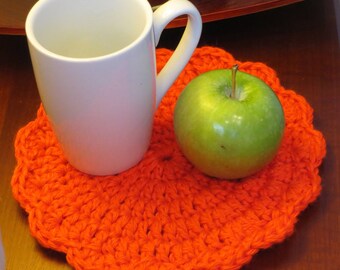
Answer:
top-left (0, 232), bottom-right (4, 270)
top-left (26, 0), bottom-right (156, 175)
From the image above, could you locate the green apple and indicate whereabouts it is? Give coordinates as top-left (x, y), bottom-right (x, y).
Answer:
top-left (173, 66), bottom-right (285, 179)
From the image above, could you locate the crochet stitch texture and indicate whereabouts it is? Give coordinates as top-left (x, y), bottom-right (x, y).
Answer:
top-left (12, 47), bottom-right (326, 270)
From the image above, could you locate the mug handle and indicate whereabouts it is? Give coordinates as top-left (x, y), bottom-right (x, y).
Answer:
top-left (153, 0), bottom-right (202, 107)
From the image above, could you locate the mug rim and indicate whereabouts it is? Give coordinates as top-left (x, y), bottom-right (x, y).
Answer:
top-left (25, 0), bottom-right (153, 62)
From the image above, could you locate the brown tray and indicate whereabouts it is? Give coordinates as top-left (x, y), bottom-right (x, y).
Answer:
top-left (0, 0), bottom-right (302, 35)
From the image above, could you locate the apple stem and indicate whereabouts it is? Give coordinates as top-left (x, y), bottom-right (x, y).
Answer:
top-left (231, 64), bottom-right (238, 99)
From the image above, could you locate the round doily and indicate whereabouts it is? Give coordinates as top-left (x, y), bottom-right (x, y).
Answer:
top-left (12, 47), bottom-right (326, 270)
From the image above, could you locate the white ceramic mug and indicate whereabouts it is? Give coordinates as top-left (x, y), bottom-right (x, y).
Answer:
top-left (26, 0), bottom-right (202, 175)
top-left (0, 232), bottom-right (4, 270)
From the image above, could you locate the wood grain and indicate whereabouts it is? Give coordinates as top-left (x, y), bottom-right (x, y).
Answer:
top-left (0, 0), bottom-right (302, 34)
top-left (1, 0), bottom-right (339, 269)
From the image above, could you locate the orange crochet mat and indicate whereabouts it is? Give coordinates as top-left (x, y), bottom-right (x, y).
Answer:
top-left (12, 47), bottom-right (326, 270)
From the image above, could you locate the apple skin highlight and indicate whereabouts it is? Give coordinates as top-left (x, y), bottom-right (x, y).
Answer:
top-left (174, 68), bottom-right (285, 179)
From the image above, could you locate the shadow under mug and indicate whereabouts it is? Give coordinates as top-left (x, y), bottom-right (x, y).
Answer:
top-left (25, 0), bottom-right (202, 175)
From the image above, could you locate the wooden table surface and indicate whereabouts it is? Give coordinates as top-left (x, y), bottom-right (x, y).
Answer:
top-left (1, 0), bottom-right (339, 269)
top-left (0, 0), bottom-right (301, 34)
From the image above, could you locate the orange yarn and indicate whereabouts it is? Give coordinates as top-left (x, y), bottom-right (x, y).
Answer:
top-left (12, 47), bottom-right (326, 270)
